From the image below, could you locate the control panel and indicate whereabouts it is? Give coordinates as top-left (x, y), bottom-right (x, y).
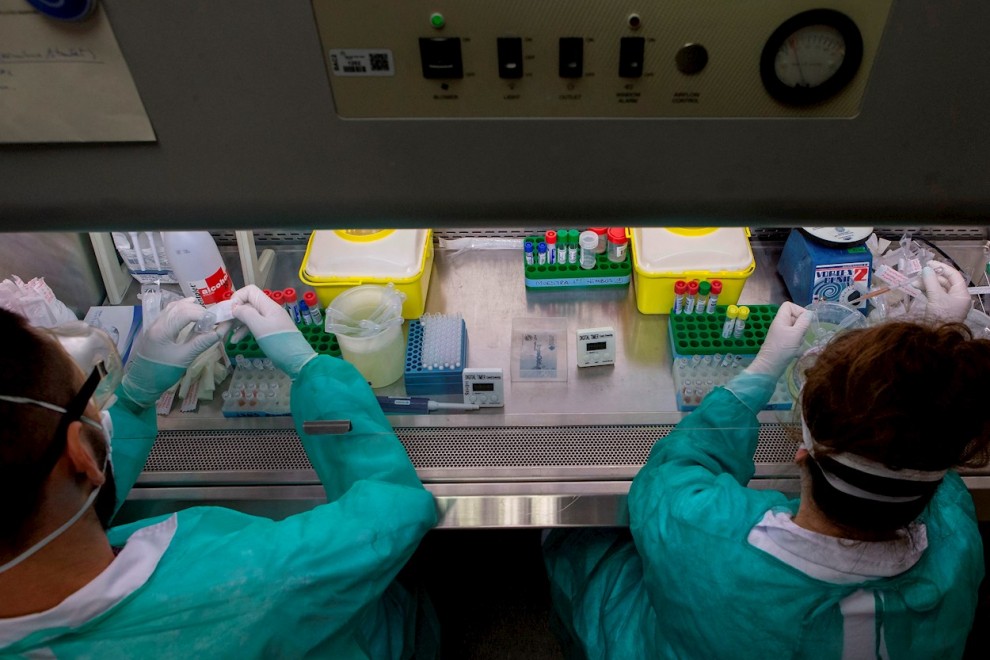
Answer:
top-left (311, 0), bottom-right (893, 118)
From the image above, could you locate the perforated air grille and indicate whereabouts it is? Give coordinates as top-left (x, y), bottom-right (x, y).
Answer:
top-left (213, 226), bottom-right (987, 248)
top-left (144, 424), bottom-right (800, 473)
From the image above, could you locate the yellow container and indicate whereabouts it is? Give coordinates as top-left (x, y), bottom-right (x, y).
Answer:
top-left (299, 229), bottom-right (434, 319)
top-left (630, 227), bottom-right (755, 314)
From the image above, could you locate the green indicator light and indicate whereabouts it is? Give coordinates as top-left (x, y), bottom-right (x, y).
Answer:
top-left (430, 13), bottom-right (445, 29)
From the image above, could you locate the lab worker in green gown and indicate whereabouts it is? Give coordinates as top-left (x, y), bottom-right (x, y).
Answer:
top-left (544, 261), bottom-right (990, 658)
top-left (0, 286), bottom-right (437, 658)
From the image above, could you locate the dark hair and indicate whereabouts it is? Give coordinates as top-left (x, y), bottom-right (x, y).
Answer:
top-left (800, 321), bottom-right (990, 531)
top-left (0, 308), bottom-right (85, 553)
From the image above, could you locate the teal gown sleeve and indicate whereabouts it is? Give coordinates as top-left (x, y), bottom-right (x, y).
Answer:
top-left (107, 388), bottom-right (161, 516)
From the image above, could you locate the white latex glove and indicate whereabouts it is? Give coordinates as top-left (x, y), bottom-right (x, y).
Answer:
top-left (747, 301), bottom-right (813, 379)
top-left (134, 298), bottom-right (221, 368)
top-left (121, 299), bottom-right (221, 408)
top-left (913, 260), bottom-right (972, 323)
top-left (231, 285), bottom-right (316, 378)
top-left (230, 284), bottom-right (298, 339)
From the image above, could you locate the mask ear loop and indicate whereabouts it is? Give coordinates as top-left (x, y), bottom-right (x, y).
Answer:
top-left (0, 367), bottom-right (107, 576)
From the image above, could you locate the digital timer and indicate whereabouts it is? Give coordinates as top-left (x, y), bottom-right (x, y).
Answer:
top-left (576, 326), bottom-right (616, 367)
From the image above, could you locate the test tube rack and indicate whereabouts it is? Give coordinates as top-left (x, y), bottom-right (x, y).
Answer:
top-left (404, 317), bottom-right (468, 395)
top-left (522, 235), bottom-right (631, 289)
top-left (672, 354), bottom-right (793, 412)
top-left (221, 357), bottom-right (293, 417)
top-left (668, 304), bottom-right (778, 357)
top-left (225, 323), bottom-right (341, 359)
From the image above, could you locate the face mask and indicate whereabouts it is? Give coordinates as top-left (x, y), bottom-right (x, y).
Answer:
top-left (0, 441), bottom-right (110, 576)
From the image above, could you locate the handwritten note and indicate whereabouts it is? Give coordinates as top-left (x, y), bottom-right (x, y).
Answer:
top-left (0, 1), bottom-right (155, 143)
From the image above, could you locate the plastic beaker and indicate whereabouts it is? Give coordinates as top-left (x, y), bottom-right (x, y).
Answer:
top-left (802, 301), bottom-right (866, 352)
top-left (327, 285), bottom-right (406, 388)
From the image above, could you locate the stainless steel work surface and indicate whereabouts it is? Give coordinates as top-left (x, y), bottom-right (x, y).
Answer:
top-left (122, 237), bottom-right (990, 527)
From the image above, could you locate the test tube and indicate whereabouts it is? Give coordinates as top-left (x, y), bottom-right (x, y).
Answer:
top-left (545, 230), bottom-right (558, 264)
top-left (567, 230), bottom-right (580, 264)
top-left (696, 281), bottom-right (711, 315)
top-left (303, 292), bottom-right (323, 326)
top-left (706, 280), bottom-right (722, 314)
top-left (272, 290), bottom-right (285, 310)
top-left (684, 280), bottom-right (700, 314)
top-left (537, 242), bottom-right (548, 265)
top-left (722, 305), bottom-right (739, 339)
top-left (672, 280), bottom-right (687, 315)
top-left (579, 231), bottom-right (598, 270)
top-left (524, 242), bottom-right (535, 265)
top-left (733, 306), bottom-right (750, 339)
top-left (283, 288), bottom-right (301, 323)
top-left (299, 299), bottom-right (314, 325)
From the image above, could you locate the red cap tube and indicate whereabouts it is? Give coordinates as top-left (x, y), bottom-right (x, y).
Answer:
top-left (711, 280), bottom-right (723, 294)
top-left (688, 280), bottom-right (699, 294)
top-left (283, 288), bottom-right (297, 303)
top-left (674, 280), bottom-right (688, 294)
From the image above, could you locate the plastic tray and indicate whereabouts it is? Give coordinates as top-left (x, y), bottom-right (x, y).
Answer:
top-left (668, 304), bottom-right (778, 357)
top-left (221, 362), bottom-right (293, 417)
top-left (404, 319), bottom-right (468, 395)
top-left (523, 236), bottom-right (631, 289)
top-left (226, 323), bottom-right (341, 359)
top-left (672, 354), bottom-right (792, 412)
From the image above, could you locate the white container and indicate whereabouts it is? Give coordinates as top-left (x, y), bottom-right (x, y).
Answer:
top-left (327, 284), bottom-right (405, 388)
top-left (162, 232), bottom-right (234, 305)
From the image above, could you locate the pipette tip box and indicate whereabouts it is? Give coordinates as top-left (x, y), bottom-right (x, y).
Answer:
top-left (404, 318), bottom-right (468, 395)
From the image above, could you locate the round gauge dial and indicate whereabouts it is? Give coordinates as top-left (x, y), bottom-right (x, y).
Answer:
top-left (761, 9), bottom-right (863, 106)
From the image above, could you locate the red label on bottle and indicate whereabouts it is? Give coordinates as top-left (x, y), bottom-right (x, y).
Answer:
top-left (192, 267), bottom-right (232, 305)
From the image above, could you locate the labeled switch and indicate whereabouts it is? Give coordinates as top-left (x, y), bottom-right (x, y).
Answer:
top-left (619, 37), bottom-right (645, 78)
top-left (419, 37), bottom-right (463, 79)
top-left (497, 37), bottom-right (524, 79)
top-left (559, 37), bottom-right (584, 78)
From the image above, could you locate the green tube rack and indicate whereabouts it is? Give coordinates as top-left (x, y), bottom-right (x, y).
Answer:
top-left (225, 323), bottom-right (341, 359)
top-left (523, 235), bottom-right (631, 289)
top-left (668, 304), bottom-right (778, 357)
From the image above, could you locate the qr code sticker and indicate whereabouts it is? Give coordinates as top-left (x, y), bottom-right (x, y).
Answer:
top-left (328, 49), bottom-right (394, 77)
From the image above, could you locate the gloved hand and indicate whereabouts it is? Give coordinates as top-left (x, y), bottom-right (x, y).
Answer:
top-left (231, 285), bottom-right (316, 379)
top-left (746, 301), bottom-right (813, 379)
top-left (121, 299), bottom-right (221, 408)
top-left (913, 260), bottom-right (971, 323)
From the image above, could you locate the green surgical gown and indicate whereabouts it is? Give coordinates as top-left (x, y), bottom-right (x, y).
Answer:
top-left (544, 372), bottom-right (984, 658)
top-left (2, 355), bottom-right (438, 658)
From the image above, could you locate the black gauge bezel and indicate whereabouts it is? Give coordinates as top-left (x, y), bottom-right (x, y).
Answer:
top-left (760, 9), bottom-right (864, 106)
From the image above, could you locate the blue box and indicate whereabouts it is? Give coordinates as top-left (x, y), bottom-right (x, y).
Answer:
top-left (777, 230), bottom-right (872, 306)
top-left (403, 319), bottom-right (468, 395)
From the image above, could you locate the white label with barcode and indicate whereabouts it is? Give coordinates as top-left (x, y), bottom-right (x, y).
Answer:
top-left (328, 49), bottom-right (395, 77)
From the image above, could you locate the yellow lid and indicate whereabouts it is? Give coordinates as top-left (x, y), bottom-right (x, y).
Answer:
top-left (737, 306), bottom-right (750, 320)
top-left (631, 227), bottom-right (753, 274)
top-left (726, 304), bottom-right (739, 319)
top-left (303, 229), bottom-right (430, 281)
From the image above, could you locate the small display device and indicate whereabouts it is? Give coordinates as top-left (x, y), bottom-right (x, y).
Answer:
top-left (462, 367), bottom-right (504, 407)
top-left (576, 326), bottom-right (616, 367)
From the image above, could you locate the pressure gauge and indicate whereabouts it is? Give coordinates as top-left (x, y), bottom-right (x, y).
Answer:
top-left (760, 9), bottom-right (863, 106)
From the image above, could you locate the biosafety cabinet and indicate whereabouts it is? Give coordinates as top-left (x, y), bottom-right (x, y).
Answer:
top-left (1, 0), bottom-right (990, 525)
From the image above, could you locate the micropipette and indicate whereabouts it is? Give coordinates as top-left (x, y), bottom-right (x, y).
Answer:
top-left (376, 396), bottom-right (480, 413)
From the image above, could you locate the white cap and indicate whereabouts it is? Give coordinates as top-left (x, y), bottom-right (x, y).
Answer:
top-left (579, 231), bottom-right (599, 249)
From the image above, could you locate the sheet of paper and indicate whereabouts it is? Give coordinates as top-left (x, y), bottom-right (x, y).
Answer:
top-left (0, 1), bottom-right (155, 143)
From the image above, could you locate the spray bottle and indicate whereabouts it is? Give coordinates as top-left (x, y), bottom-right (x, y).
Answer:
top-left (162, 232), bottom-right (234, 305)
